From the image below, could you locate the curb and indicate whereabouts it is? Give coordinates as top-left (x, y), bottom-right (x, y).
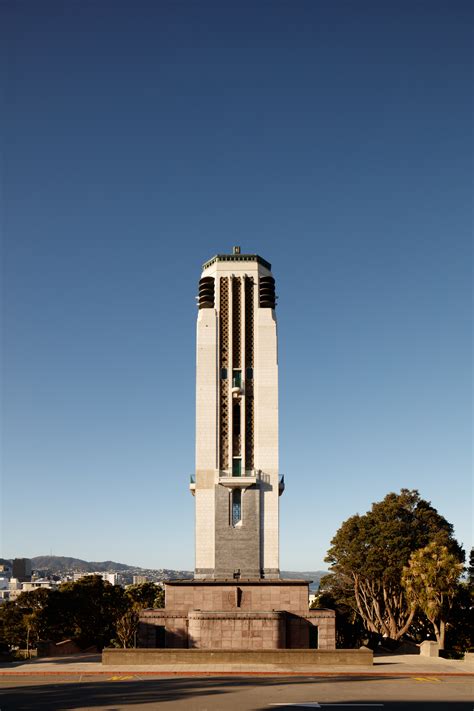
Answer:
top-left (0, 670), bottom-right (472, 678)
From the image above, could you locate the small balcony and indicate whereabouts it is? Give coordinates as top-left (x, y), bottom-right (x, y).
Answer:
top-left (218, 469), bottom-right (259, 489)
top-left (190, 471), bottom-right (285, 495)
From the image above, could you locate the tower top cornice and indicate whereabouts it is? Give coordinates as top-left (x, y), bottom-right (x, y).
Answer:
top-left (202, 251), bottom-right (271, 272)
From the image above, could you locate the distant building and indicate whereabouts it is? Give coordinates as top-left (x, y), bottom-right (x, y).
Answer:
top-left (72, 571), bottom-right (119, 585)
top-left (133, 575), bottom-right (148, 585)
top-left (8, 579), bottom-right (21, 596)
top-left (21, 580), bottom-right (58, 592)
top-left (0, 564), bottom-right (11, 579)
top-left (102, 572), bottom-right (119, 585)
top-left (12, 558), bottom-right (31, 582)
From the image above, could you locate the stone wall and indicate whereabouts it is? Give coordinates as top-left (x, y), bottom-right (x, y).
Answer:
top-left (138, 580), bottom-right (336, 651)
top-left (103, 647), bottom-right (372, 666)
top-left (165, 580), bottom-right (309, 614)
top-left (188, 610), bottom-right (285, 649)
top-left (285, 611), bottom-right (336, 649)
top-left (137, 611), bottom-right (188, 649)
top-left (214, 485), bottom-right (261, 578)
top-left (139, 608), bottom-right (335, 650)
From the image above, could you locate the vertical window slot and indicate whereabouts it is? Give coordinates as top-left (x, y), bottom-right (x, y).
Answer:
top-left (232, 489), bottom-right (242, 526)
top-left (232, 370), bottom-right (242, 388)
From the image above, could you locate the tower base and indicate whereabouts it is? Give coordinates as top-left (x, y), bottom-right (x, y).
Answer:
top-left (138, 579), bottom-right (336, 650)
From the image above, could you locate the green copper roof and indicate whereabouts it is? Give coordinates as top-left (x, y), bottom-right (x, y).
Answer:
top-left (202, 253), bottom-right (271, 271)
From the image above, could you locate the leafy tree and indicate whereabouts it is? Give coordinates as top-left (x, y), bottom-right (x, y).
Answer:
top-left (0, 589), bottom-right (53, 650)
top-left (402, 542), bottom-right (464, 650)
top-left (114, 582), bottom-right (164, 648)
top-left (444, 582), bottom-right (474, 655)
top-left (312, 574), bottom-right (367, 648)
top-left (0, 577), bottom-right (166, 653)
top-left (16, 589), bottom-right (51, 612)
top-left (15, 589), bottom-right (52, 644)
top-left (125, 582), bottom-right (161, 610)
top-left (41, 576), bottom-right (127, 649)
top-left (325, 489), bottom-right (463, 641)
top-left (115, 608), bottom-right (139, 648)
top-left (154, 586), bottom-right (165, 608)
top-left (0, 601), bottom-right (27, 648)
top-left (468, 547), bottom-right (474, 587)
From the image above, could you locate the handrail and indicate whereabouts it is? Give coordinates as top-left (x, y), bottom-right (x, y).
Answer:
top-left (219, 469), bottom-right (261, 479)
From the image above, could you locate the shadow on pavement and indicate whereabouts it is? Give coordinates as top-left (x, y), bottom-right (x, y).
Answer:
top-left (0, 653), bottom-right (101, 669)
top-left (0, 675), bottom-right (452, 710)
top-left (0, 677), bottom-right (225, 709)
top-left (30, 654), bottom-right (102, 665)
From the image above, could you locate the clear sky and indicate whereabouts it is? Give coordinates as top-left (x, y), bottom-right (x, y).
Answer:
top-left (1, 1), bottom-right (472, 571)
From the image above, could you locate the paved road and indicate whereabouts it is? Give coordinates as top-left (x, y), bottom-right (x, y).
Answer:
top-left (0, 674), bottom-right (472, 710)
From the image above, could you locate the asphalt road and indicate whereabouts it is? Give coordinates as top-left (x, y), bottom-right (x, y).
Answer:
top-left (0, 674), bottom-right (472, 711)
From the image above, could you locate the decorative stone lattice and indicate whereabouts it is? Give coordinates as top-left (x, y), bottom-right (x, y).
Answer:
top-left (232, 277), bottom-right (241, 369)
top-left (219, 277), bottom-right (229, 470)
top-left (244, 276), bottom-right (254, 470)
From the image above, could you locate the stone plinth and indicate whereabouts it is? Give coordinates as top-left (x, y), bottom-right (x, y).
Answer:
top-left (138, 579), bottom-right (336, 651)
top-left (103, 647), bottom-right (373, 666)
top-left (420, 640), bottom-right (439, 657)
top-left (188, 610), bottom-right (286, 649)
top-left (165, 579), bottom-right (309, 613)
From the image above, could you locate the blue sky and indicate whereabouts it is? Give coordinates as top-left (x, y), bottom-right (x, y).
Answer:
top-left (1, 1), bottom-right (472, 570)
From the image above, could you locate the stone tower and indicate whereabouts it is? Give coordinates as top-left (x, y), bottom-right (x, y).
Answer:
top-left (137, 248), bottom-right (336, 651)
top-left (192, 247), bottom-right (284, 580)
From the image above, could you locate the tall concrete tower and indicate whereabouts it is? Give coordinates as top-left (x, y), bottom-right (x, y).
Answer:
top-left (192, 247), bottom-right (284, 580)
top-left (137, 248), bottom-right (336, 651)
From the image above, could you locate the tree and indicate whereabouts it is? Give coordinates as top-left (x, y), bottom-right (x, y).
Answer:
top-left (112, 582), bottom-right (165, 648)
top-left (468, 547), bottom-right (474, 587)
top-left (0, 602), bottom-right (27, 648)
top-left (42, 576), bottom-right (127, 649)
top-left (402, 542), bottom-right (464, 650)
top-left (15, 589), bottom-right (52, 644)
top-left (115, 608), bottom-right (139, 648)
top-left (325, 489), bottom-right (463, 641)
top-left (154, 586), bottom-right (165, 608)
top-left (0, 589), bottom-right (52, 651)
top-left (125, 582), bottom-right (161, 610)
top-left (444, 582), bottom-right (474, 655)
top-left (114, 582), bottom-right (164, 648)
top-left (312, 574), bottom-right (367, 648)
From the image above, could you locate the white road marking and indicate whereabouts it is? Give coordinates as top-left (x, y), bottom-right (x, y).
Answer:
top-left (269, 705), bottom-right (321, 708)
top-left (269, 705), bottom-right (384, 708)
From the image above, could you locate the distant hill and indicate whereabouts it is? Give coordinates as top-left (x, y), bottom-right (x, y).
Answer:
top-left (27, 557), bottom-right (328, 589)
top-left (30, 556), bottom-right (194, 580)
top-left (31, 556), bottom-right (138, 573)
